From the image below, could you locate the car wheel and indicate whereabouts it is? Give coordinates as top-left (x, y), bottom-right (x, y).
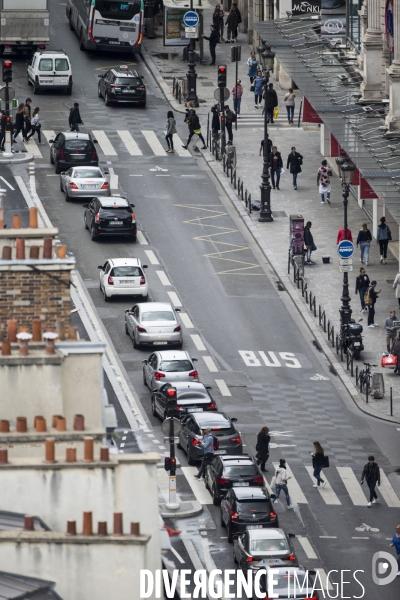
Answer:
top-left (142, 294), bottom-right (148, 303)
top-left (65, 192), bottom-right (71, 203)
top-left (220, 510), bottom-right (226, 527)
top-left (143, 368), bottom-right (148, 387)
top-left (131, 234), bottom-right (137, 242)
top-left (227, 524), bottom-right (233, 543)
top-left (177, 440), bottom-right (183, 450)
top-left (90, 226), bottom-right (97, 241)
top-left (55, 164), bottom-right (62, 175)
top-left (69, 18), bottom-right (74, 31)
top-left (66, 87), bottom-right (72, 96)
top-left (105, 93), bottom-right (111, 107)
top-left (187, 451), bottom-right (196, 466)
top-left (233, 547), bottom-right (238, 564)
top-left (125, 322), bottom-right (129, 335)
top-left (98, 85), bottom-right (102, 99)
top-left (79, 33), bottom-right (85, 51)
top-left (50, 152), bottom-right (54, 165)
top-left (59, 179), bottom-right (64, 192)
top-left (212, 484), bottom-right (221, 506)
top-left (27, 74), bottom-right (32, 86)
top-left (151, 396), bottom-right (158, 417)
top-left (103, 287), bottom-right (110, 302)
top-left (84, 214), bottom-right (88, 230)
top-left (33, 85), bottom-right (39, 95)
top-left (133, 335), bottom-right (139, 350)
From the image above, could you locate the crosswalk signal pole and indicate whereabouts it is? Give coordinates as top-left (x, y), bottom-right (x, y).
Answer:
top-left (2, 60), bottom-right (13, 158)
top-left (218, 65), bottom-right (227, 155)
top-left (164, 388), bottom-right (179, 509)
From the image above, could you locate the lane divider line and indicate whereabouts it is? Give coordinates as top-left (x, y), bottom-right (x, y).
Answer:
top-left (214, 379), bottom-right (231, 397)
top-left (136, 231), bottom-right (148, 245)
top-left (144, 250), bottom-right (159, 265)
top-left (190, 334), bottom-right (206, 351)
top-left (180, 313), bottom-right (194, 328)
top-left (167, 291), bottom-right (182, 307)
top-left (156, 270), bottom-right (171, 286)
top-left (202, 356), bottom-right (218, 373)
top-left (297, 536), bottom-right (318, 559)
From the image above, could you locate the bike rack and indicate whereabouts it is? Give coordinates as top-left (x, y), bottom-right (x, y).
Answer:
top-left (346, 347), bottom-right (354, 377)
top-left (355, 364), bottom-right (359, 386)
top-left (327, 321), bottom-right (334, 347)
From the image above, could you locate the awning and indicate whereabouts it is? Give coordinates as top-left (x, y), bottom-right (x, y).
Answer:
top-left (253, 18), bottom-right (400, 222)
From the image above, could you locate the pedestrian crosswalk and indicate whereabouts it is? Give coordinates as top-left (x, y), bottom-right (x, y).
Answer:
top-left (237, 113), bottom-right (294, 128)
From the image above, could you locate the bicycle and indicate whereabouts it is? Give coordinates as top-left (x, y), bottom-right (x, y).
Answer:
top-left (359, 362), bottom-right (377, 396)
top-left (355, 523), bottom-right (379, 533)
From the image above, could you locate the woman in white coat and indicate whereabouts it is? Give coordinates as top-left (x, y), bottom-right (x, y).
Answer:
top-left (392, 272), bottom-right (400, 308)
top-left (271, 459), bottom-right (293, 509)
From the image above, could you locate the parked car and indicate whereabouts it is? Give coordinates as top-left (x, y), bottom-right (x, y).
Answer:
top-left (142, 350), bottom-right (198, 391)
top-left (205, 455), bottom-right (264, 507)
top-left (151, 382), bottom-right (217, 420)
top-left (125, 302), bottom-right (182, 349)
top-left (84, 196), bottom-right (136, 241)
top-left (27, 49), bottom-right (72, 94)
top-left (233, 529), bottom-right (298, 573)
top-left (177, 412), bottom-right (242, 466)
top-left (98, 65), bottom-right (146, 107)
top-left (220, 486), bottom-right (277, 542)
top-left (254, 567), bottom-right (319, 600)
top-left (60, 166), bottom-right (109, 201)
top-left (98, 258), bottom-right (148, 302)
top-left (49, 132), bottom-right (98, 174)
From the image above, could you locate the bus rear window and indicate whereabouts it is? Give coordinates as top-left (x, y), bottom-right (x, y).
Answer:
top-left (95, 1), bottom-right (140, 20)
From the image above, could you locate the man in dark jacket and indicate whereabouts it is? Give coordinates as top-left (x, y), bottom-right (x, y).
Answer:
top-left (225, 7), bottom-right (238, 42)
top-left (286, 146), bottom-right (303, 190)
top-left (390, 331), bottom-right (400, 374)
top-left (263, 83), bottom-right (278, 123)
top-left (259, 134), bottom-right (273, 158)
top-left (366, 280), bottom-right (380, 327)
top-left (355, 267), bottom-right (370, 313)
top-left (182, 109), bottom-right (206, 149)
top-left (304, 221), bottom-right (315, 265)
top-left (231, 2), bottom-right (241, 39)
top-left (269, 145), bottom-right (283, 190)
top-left (202, 25), bottom-right (218, 65)
top-left (69, 102), bottom-right (84, 132)
top-left (224, 105), bottom-right (234, 144)
top-left (360, 455), bottom-right (380, 507)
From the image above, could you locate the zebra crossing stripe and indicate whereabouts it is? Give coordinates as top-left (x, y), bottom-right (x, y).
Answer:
top-left (117, 130), bottom-right (143, 155)
top-left (378, 469), bottom-right (400, 507)
top-left (336, 467), bottom-right (366, 506)
top-left (92, 130), bottom-right (117, 155)
top-left (24, 139), bottom-right (42, 157)
top-left (297, 536), bottom-right (318, 559)
top-left (272, 462), bottom-right (308, 504)
top-left (142, 130), bottom-right (166, 156)
top-left (42, 130), bottom-right (56, 143)
top-left (305, 467), bottom-right (341, 505)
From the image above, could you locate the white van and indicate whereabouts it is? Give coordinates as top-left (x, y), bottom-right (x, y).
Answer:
top-left (27, 49), bottom-right (72, 95)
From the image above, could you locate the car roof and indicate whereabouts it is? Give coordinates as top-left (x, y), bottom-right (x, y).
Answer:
top-left (139, 303), bottom-right (174, 313)
top-left (193, 412), bottom-right (230, 425)
top-left (35, 49), bottom-right (67, 55)
top-left (248, 528), bottom-right (286, 540)
top-left (61, 132), bottom-right (92, 140)
top-left (168, 382), bottom-right (206, 392)
top-left (98, 197), bottom-right (129, 207)
top-left (108, 258), bottom-right (141, 267)
top-left (220, 455), bottom-right (252, 462)
top-left (111, 66), bottom-right (139, 77)
top-left (71, 166), bottom-right (102, 172)
top-left (233, 487), bottom-right (268, 500)
top-left (157, 351), bottom-right (191, 360)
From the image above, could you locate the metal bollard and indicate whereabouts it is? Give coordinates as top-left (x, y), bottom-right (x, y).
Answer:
top-left (390, 387), bottom-right (393, 416)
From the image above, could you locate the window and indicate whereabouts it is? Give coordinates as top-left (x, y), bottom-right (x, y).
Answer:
top-left (104, 262), bottom-right (111, 274)
top-left (55, 58), bottom-right (69, 71)
top-left (111, 266), bottom-right (141, 277)
top-left (39, 59), bottom-right (53, 71)
top-left (238, 500), bottom-right (270, 514)
top-left (115, 77), bottom-right (141, 85)
top-left (73, 168), bottom-right (102, 178)
top-left (159, 360), bottom-right (194, 372)
top-left (95, 0), bottom-right (141, 20)
top-left (65, 140), bottom-right (91, 151)
top-left (141, 311), bottom-right (175, 322)
top-left (224, 465), bottom-right (258, 477)
top-left (250, 538), bottom-right (289, 553)
top-left (347, 0), bottom-right (362, 51)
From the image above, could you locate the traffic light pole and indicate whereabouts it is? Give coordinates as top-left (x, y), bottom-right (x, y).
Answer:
top-left (186, 0), bottom-right (198, 107)
top-left (166, 417), bottom-right (179, 510)
top-left (3, 82), bottom-right (12, 158)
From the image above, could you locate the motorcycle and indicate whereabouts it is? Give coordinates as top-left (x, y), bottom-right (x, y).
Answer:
top-left (344, 320), bottom-right (364, 359)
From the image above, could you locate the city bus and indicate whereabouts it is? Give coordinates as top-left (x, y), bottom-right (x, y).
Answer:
top-left (66, 0), bottom-right (144, 54)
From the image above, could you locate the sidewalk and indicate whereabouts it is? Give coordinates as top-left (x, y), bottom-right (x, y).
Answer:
top-left (142, 24), bottom-right (400, 422)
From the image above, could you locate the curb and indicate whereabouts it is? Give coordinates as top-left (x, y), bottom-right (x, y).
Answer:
top-left (159, 500), bottom-right (203, 518)
top-left (141, 46), bottom-right (187, 114)
top-left (0, 153), bottom-right (34, 164)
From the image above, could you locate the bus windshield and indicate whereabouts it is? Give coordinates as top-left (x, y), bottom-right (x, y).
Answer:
top-left (95, 0), bottom-right (140, 20)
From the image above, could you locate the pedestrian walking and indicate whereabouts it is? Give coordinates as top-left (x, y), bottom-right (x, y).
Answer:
top-left (385, 310), bottom-right (398, 353)
top-left (283, 88), bottom-right (296, 124)
top-left (360, 455), bottom-right (380, 507)
top-left (202, 25), bottom-right (218, 65)
top-left (153, 0), bottom-right (163, 29)
top-left (253, 71), bottom-right (264, 108)
top-left (356, 223), bottom-right (372, 265)
top-left (391, 331), bottom-right (400, 374)
top-left (182, 109), bottom-right (206, 150)
top-left (317, 159), bottom-right (333, 204)
top-left (389, 524), bottom-right (400, 575)
top-left (286, 146), bottom-right (303, 190)
top-left (365, 280), bottom-right (380, 327)
top-left (263, 82), bottom-right (278, 123)
top-left (26, 107), bottom-right (42, 144)
top-left (247, 51), bottom-right (260, 85)
top-left (255, 426), bottom-right (270, 472)
top-left (271, 459), bottom-right (293, 509)
top-left (259, 134), bottom-right (272, 158)
top-left (165, 110), bottom-right (176, 154)
top-left (392, 270), bottom-right (400, 308)
top-left (310, 441), bottom-right (326, 488)
top-left (231, 2), bottom-right (242, 40)
top-left (194, 427), bottom-right (215, 481)
top-left (224, 105), bottom-right (234, 145)
top-left (355, 267), bottom-right (370, 313)
top-left (211, 104), bottom-right (220, 139)
top-left (212, 5), bottom-right (224, 42)
top-left (69, 102), bottom-right (83, 132)
top-left (225, 7), bottom-right (238, 42)
top-left (336, 224), bottom-right (353, 244)
top-left (377, 216), bottom-right (391, 264)
top-left (269, 146), bottom-right (283, 190)
top-left (231, 79), bottom-right (243, 116)
top-left (304, 221), bottom-right (316, 265)
top-left (12, 103), bottom-right (25, 144)
top-left (23, 98), bottom-right (32, 142)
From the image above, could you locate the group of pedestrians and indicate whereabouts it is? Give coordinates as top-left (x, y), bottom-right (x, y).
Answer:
top-left (0, 98), bottom-right (42, 150)
top-left (203, 4), bottom-right (242, 65)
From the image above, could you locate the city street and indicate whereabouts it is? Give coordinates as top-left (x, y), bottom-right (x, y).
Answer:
top-left (1, 1), bottom-right (400, 598)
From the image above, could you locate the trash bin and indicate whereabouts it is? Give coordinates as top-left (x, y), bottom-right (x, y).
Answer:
top-left (371, 373), bottom-right (385, 399)
top-left (322, 255), bottom-right (330, 264)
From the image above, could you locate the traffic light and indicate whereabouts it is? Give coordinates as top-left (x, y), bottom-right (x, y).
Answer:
top-left (166, 387), bottom-right (177, 416)
top-left (218, 65), bottom-right (227, 89)
top-left (2, 60), bottom-right (12, 83)
top-left (164, 457), bottom-right (171, 472)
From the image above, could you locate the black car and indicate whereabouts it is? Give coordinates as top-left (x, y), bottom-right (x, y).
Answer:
top-left (83, 196), bottom-right (137, 241)
top-left (151, 382), bottom-right (217, 421)
top-left (220, 486), bottom-right (278, 542)
top-left (255, 567), bottom-right (319, 600)
top-left (233, 528), bottom-right (298, 573)
top-left (205, 455), bottom-right (264, 506)
top-left (49, 132), bottom-right (98, 174)
top-left (98, 65), bottom-right (146, 107)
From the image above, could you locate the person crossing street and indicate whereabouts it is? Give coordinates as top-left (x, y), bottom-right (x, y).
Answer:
top-left (271, 459), bottom-right (293, 509)
top-left (182, 109), bottom-right (206, 150)
top-left (310, 441), bottom-right (326, 488)
top-left (360, 455), bottom-right (380, 507)
top-left (389, 524), bottom-right (400, 575)
top-left (69, 102), bottom-right (84, 132)
top-left (256, 426), bottom-right (270, 472)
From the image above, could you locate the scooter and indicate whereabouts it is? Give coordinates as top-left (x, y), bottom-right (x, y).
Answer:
top-left (344, 319), bottom-right (364, 359)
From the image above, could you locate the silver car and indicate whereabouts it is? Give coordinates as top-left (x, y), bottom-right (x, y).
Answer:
top-left (60, 166), bottom-right (110, 201)
top-left (125, 302), bottom-right (182, 349)
top-left (142, 350), bottom-right (198, 391)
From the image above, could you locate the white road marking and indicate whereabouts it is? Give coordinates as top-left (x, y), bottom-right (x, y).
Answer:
top-left (181, 538), bottom-right (204, 571)
top-left (136, 231), bottom-right (148, 245)
top-left (122, 436), bottom-right (127, 441)
top-left (156, 270), bottom-right (171, 286)
top-left (305, 467), bottom-right (341, 505)
top-left (319, 536), bottom-right (337, 539)
top-left (315, 569), bottom-right (334, 591)
top-left (42, 130), bottom-right (56, 143)
top-left (129, 174), bottom-right (144, 176)
top-left (92, 130), bottom-right (117, 155)
top-left (181, 466), bottom-right (212, 504)
top-left (202, 356), bottom-right (218, 372)
top-left (142, 130), bottom-right (166, 156)
top-left (297, 536), bottom-right (318, 559)
top-left (157, 469), bottom-right (182, 503)
top-left (124, 430), bottom-right (128, 434)
top-left (0, 176), bottom-right (14, 190)
top-left (167, 291), bottom-right (182, 307)
top-left (170, 545), bottom-right (185, 564)
top-left (24, 139), bottom-right (42, 157)
top-left (120, 443), bottom-right (125, 448)
top-left (352, 537), bottom-right (369, 539)
top-left (215, 379), bottom-right (231, 397)
top-left (174, 135), bottom-right (191, 157)
top-left (147, 433), bottom-right (155, 438)
top-left (117, 130), bottom-right (142, 155)
top-left (190, 334), bottom-right (206, 351)
top-left (144, 250), bottom-right (159, 265)
top-left (379, 469), bottom-right (400, 507)
top-left (272, 462), bottom-right (308, 504)
top-left (108, 167), bottom-right (118, 190)
top-left (179, 313), bottom-right (193, 328)
top-left (337, 467), bottom-right (367, 506)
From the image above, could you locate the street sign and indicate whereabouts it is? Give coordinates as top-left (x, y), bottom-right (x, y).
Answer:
top-left (0, 86), bottom-right (14, 101)
top-left (214, 87), bottom-right (230, 101)
top-left (339, 257), bottom-right (353, 266)
top-left (185, 26), bottom-right (197, 32)
top-left (183, 11), bottom-right (199, 27)
top-left (337, 240), bottom-right (354, 259)
top-left (339, 265), bottom-right (353, 272)
top-left (185, 32), bottom-right (198, 38)
top-left (161, 417), bottom-right (181, 436)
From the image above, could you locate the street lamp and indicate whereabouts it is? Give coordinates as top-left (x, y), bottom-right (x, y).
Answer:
top-left (258, 43), bottom-right (275, 223)
top-left (186, 0), bottom-right (199, 106)
top-left (335, 157), bottom-right (356, 345)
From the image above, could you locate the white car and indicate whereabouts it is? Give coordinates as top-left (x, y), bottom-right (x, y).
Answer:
top-left (125, 302), bottom-right (182, 349)
top-left (98, 258), bottom-right (148, 303)
top-left (27, 49), bottom-right (72, 94)
top-left (142, 350), bottom-right (199, 391)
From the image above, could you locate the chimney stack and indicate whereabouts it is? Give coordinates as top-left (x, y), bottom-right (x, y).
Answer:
top-left (0, 420), bottom-right (10, 433)
top-left (83, 437), bottom-right (94, 462)
top-left (0, 449), bottom-right (8, 464)
top-left (24, 516), bottom-right (35, 531)
top-left (16, 417), bottom-right (27, 433)
top-left (29, 207), bottom-right (38, 229)
top-left (82, 512), bottom-right (93, 535)
top-left (73, 414), bottom-right (85, 431)
top-left (66, 521), bottom-right (77, 535)
top-left (113, 512), bottom-right (123, 536)
top-left (44, 438), bottom-right (56, 463)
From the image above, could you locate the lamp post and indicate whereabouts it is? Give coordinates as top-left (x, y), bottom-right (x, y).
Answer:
top-left (258, 43), bottom-right (275, 223)
top-left (335, 157), bottom-right (355, 345)
top-left (186, 0), bottom-right (199, 107)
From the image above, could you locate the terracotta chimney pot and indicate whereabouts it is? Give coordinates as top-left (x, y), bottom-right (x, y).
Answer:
top-left (29, 207), bottom-right (38, 228)
top-left (73, 414), bottom-right (85, 431)
top-left (0, 449), bottom-right (8, 464)
top-left (15, 238), bottom-right (25, 259)
top-left (1, 340), bottom-right (11, 356)
top-left (16, 417), bottom-right (27, 433)
top-left (44, 438), bottom-right (56, 463)
top-left (7, 320), bottom-right (17, 343)
top-left (12, 214), bottom-right (21, 229)
top-left (113, 512), bottom-right (123, 536)
top-left (2, 246), bottom-right (11, 259)
top-left (66, 521), bottom-right (77, 535)
top-left (24, 516), bottom-right (35, 531)
top-left (82, 512), bottom-right (93, 535)
top-left (83, 437), bottom-right (94, 462)
top-left (0, 420), bottom-right (10, 433)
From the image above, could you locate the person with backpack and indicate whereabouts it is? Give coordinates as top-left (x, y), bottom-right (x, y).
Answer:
top-left (377, 216), bottom-right (391, 264)
top-left (286, 146), bottom-right (303, 190)
top-left (182, 109), bottom-right (206, 150)
top-left (271, 459), bottom-right (293, 509)
top-left (360, 455), bottom-right (380, 507)
top-left (310, 441), bottom-right (326, 488)
top-left (225, 7), bottom-right (238, 43)
top-left (365, 280), bottom-right (380, 327)
top-left (165, 110), bottom-right (176, 154)
top-left (256, 426), bottom-right (270, 472)
top-left (356, 223), bottom-right (372, 266)
top-left (224, 105), bottom-right (235, 145)
top-left (69, 102), bottom-right (84, 132)
top-left (212, 5), bottom-right (224, 42)
top-left (355, 267), bottom-right (370, 313)
top-left (26, 107), bottom-right (42, 144)
top-left (194, 427), bottom-right (215, 481)
top-left (231, 2), bottom-right (242, 40)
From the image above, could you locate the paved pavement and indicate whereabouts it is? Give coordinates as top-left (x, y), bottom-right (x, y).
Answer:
top-left (143, 20), bottom-right (400, 421)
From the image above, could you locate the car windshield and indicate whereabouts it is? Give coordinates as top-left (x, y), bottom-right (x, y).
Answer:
top-left (159, 360), bottom-right (193, 372)
top-left (239, 500), bottom-right (270, 513)
top-left (115, 77), bottom-right (141, 85)
top-left (141, 312), bottom-right (175, 322)
top-left (95, 0), bottom-right (141, 20)
top-left (74, 169), bottom-right (102, 178)
top-left (39, 59), bottom-right (53, 71)
top-left (65, 140), bottom-right (91, 151)
top-left (224, 466), bottom-right (258, 477)
top-left (55, 58), bottom-right (69, 71)
top-left (250, 538), bottom-right (289, 553)
top-left (177, 392), bottom-right (208, 400)
top-left (100, 208), bottom-right (132, 218)
top-left (111, 266), bottom-right (141, 277)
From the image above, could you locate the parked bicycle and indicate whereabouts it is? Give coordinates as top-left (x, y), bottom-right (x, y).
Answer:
top-left (359, 362), bottom-right (377, 396)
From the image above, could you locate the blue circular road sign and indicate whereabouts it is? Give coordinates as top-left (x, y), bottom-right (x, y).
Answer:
top-left (183, 11), bottom-right (199, 27)
top-left (337, 240), bottom-right (354, 258)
